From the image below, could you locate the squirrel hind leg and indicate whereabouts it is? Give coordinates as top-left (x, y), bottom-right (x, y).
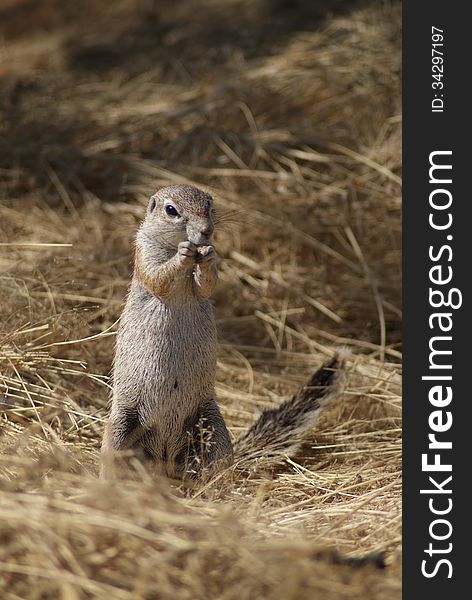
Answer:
top-left (233, 350), bottom-right (348, 467)
top-left (172, 399), bottom-right (234, 484)
top-left (100, 407), bottom-right (149, 479)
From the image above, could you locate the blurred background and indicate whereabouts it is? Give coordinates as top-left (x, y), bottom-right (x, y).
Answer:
top-left (0, 0), bottom-right (401, 350)
top-left (0, 1), bottom-right (402, 598)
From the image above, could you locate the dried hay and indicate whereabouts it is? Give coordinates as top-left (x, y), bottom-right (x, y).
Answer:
top-left (0, 1), bottom-right (401, 597)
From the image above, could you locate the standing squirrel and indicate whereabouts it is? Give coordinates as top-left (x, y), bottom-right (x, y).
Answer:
top-left (101, 184), bottom-right (345, 483)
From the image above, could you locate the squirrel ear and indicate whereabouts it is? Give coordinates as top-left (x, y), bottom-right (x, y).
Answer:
top-left (149, 198), bottom-right (156, 213)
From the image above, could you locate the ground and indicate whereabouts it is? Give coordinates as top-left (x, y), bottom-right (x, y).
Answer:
top-left (0, 1), bottom-right (401, 598)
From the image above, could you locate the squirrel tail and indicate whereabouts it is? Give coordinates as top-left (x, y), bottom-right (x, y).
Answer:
top-left (233, 350), bottom-right (348, 467)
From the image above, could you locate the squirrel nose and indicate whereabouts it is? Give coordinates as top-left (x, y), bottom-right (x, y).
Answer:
top-left (200, 225), bottom-right (213, 237)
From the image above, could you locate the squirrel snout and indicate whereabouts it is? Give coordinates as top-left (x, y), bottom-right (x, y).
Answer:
top-left (187, 224), bottom-right (214, 245)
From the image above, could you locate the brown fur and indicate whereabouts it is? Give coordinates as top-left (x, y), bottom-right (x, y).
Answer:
top-left (100, 184), bottom-right (345, 483)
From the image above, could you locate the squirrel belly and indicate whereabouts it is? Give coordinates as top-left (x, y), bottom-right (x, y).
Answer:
top-left (115, 286), bottom-right (217, 430)
top-left (103, 281), bottom-right (229, 481)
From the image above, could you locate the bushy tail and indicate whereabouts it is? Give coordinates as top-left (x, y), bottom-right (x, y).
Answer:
top-left (233, 351), bottom-right (347, 467)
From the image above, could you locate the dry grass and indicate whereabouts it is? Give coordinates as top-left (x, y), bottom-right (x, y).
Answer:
top-left (0, 0), bottom-right (401, 598)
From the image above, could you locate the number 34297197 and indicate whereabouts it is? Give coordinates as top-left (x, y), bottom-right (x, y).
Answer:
top-left (432, 26), bottom-right (444, 90)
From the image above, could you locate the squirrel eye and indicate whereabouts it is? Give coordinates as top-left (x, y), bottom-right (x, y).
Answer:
top-left (165, 204), bottom-right (179, 217)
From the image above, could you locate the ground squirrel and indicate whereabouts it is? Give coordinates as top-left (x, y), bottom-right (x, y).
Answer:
top-left (101, 184), bottom-right (345, 483)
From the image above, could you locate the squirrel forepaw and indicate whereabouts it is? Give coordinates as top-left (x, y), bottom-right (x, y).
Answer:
top-left (196, 245), bottom-right (216, 264)
top-left (177, 241), bottom-right (198, 266)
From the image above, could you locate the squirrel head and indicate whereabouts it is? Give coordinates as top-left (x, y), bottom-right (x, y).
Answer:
top-left (141, 184), bottom-right (215, 248)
